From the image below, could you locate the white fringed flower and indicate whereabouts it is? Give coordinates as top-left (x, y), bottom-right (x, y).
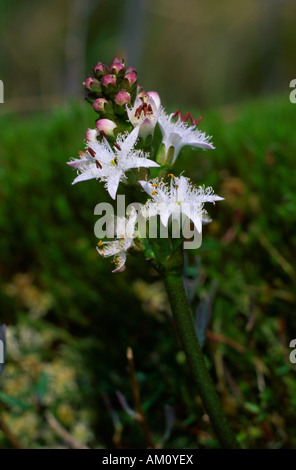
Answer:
top-left (158, 109), bottom-right (214, 164)
top-left (139, 175), bottom-right (223, 233)
top-left (126, 91), bottom-right (161, 139)
top-left (96, 207), bottom-right (138, 273)
top-left (67, 127), bottom-right (159, 199)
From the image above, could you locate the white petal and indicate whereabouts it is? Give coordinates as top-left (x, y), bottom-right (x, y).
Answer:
top-left (186, 138), bottom-right (215, 150)
top-left (138, 180), bottom-right (153, 196)
top-left (106, 172), bottom-right (121, 199)
top-left (67, 159), bottom-right (88, 168)
top-left (129, 156), bottom-right (159, 169)
top-left (181, 203), bottom-right (202, 233)
top-left (160, 206), bottom-right (171, 227)
top-left (72, 166), bottom-right (99, 184)
top-left (147, 91), bottom-right (161, 110)
top-left (119, 127), bottom-right (139, 155)
top-left (139, 117), bottom-right (155, 138)
top-left (112, 252), bottom-right (126, 273)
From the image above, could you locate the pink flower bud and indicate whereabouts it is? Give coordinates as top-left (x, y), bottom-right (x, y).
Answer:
top-left (111, 57), bottom-right (125, 65)
top-left (136, 85), bottom-right (144, 94)
top-left (122, 71), bottom-right (137, 89)
top-left (114, 90), bottom-right (131, 106)
top-left (110, 62), bottom-right (125, 76)
top-left (84, 76), bottom-right (102, 93)
top-left (101, 74), bottom-right (117, 89)
top-left (93, 62), bottom-right (109, 79)
top-left (93, 98), bottom-right (114, 115)
top-left (126, 67), bottom-right (137, 74)
top-left (85, 128), bottom-right (98, 143)
top-left (95, 119), bottom-right (117, 138)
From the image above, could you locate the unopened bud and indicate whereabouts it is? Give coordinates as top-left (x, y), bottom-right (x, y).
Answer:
top-left (85, 128), bottom-right (98, 143)
top-left (136, 85), bottom-right (144, 94)
top-left (93, 62), bottom-right (109, 79)
top-left (121, 71), bottom-right (137, 92)
top-left (114, 90), bottom-right (131, 106)
top-left (95, 119), bottom-right (117, 138)
top-left (114, 90), bottom-right (131, 116)
top-left (110, 61), bottom-right (125, 77)
top-left (112, 57), bottom-right (125, 65)
top-left (93, 98), bottom-right (114, 116)
top-left (101, 74), bottom-right (117, 96)
top-left (125, 67), bottom-right (137, 74)
top-left (84, 76), bottom-right (102, 93)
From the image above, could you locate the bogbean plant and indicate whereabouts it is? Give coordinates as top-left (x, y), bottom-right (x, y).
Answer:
top-left (67, 58), bottom-right (239, 448)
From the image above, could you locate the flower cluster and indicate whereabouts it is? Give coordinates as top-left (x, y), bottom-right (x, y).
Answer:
top-left (67, 58), bottom-right (223, 272)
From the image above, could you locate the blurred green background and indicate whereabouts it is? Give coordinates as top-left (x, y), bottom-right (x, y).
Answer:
top-left (0, 0), bottom-right (296, 449)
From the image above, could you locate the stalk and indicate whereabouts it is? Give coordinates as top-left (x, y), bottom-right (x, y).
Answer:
top-left (162, 245), bottom-right (239, 449)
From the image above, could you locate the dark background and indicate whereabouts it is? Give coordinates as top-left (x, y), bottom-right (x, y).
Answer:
top-left (0, 0), bottom-right (296, 449)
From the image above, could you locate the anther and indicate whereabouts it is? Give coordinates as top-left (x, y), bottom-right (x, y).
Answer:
top-left (195, 116), bottom-right (203, 126)
top-left (189, 113), bottom-right (195, 125)
top-left (113, 142), bottom-right (122, 151)
top-left (171, 109), bottom-right (180, 119)
top-left (100, 130), bottom-right (107, 139)
top-left (95, 160), bottom-right (102, 169)
top-left (88, 147), bottom-right (96, 158)
top-left (182, 112), bottom-right (190, 123)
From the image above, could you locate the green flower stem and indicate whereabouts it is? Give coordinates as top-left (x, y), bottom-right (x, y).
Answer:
top-left (161, 246), bottom-right (239, 449)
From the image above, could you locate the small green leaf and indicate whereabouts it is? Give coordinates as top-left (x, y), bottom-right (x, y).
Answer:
top-left (0, 391), bottom-right (32, 410)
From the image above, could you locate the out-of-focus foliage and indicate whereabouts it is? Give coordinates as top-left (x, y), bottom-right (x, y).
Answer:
top-left (0, 94), bottom-right (296, 448)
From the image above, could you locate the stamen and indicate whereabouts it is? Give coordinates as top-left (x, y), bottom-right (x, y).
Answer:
top-left (88, 147), bottom-right (96, 158)
top-left (168, 173), bottom-right (175, 178)
top-left (189, 113), bottom-right (195, 125)
top-left (100, 130), bottom-right (107, 139)
top-left (182, 112), bottom-right (190, 122)
top-left (171, 109), bottom-right (180, 119)
top-left (135, 104), bottom-right (144, 119)
top-left (175, 185), bottom-right (179, 189)
top-left (95, 160), bottom-right (102, 169)
top-left (113, 142), bottom-right (122, 151)
top-left (195, 116), bottom-right (203, 126)
top-left (152, 183), bottom-right (158, 187)
top-left (152, 190), bottom-right (158, 195)
top-left (114, 156), bottom-right (118, 165)
top-left (97, 240), bottom-right (103, 246)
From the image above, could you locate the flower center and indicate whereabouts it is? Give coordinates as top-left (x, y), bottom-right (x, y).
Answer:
top-left (134, 102), bottom-right (153, 121)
